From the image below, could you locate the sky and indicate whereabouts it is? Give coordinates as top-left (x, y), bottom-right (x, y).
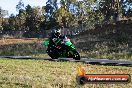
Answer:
top-left (0, 0), bottom-right (47, 16)
top-left (0, 0), bottom-right (83, 17)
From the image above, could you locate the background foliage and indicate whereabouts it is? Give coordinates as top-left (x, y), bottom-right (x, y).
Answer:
top-left (0, 0), bottom-right (131, 38)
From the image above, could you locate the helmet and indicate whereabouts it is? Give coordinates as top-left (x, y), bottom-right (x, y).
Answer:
top-left (52, 27), bottom-right (61, 37)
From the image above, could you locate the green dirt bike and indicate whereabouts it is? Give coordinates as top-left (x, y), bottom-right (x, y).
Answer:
top-left (43, 37), bottom-right (80, 60)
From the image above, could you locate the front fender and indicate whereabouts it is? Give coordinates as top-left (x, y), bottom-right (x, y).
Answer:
top-left (43, 39), bottom-right (50, 46)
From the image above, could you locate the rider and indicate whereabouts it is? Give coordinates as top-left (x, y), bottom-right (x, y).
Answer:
top-left (49, 25), bottom-right (67, 50)
top-left (51, 26), bottom-right (63, 39)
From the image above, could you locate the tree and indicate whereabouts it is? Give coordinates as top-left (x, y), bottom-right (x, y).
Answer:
top-left (16, 0), bottom-right (24, 12)
top-left (8, 14), bottom-right (16, 31)
top-left (0, 7), bottom-right (8, 34)
top-left (122, 0), bottom-right (132, 18)
top-left (15, 9), bottom-right (26, 35)
top-left (24, 5), bottom-right (43, 37)
top-left (45, 0), bottom-right (59, 19)
top-left (96, 0), bottom-right (132, 22)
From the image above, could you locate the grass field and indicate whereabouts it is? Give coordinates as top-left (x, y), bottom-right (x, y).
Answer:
top-left (0, 38), bottom-right (47, 56)
top-left (1, 38), bottom-right (132, 60)
top-left (0, 38), bottom-right (132, 87)
top-left (0, 58), bottom-right (131, 88)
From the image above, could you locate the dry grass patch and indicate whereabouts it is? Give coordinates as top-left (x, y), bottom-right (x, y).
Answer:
top-left (0, 59), bottom-right (131, 88)
top-left (0, 38), bottom-right (39, 45)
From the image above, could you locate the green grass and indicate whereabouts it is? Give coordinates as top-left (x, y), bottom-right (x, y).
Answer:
top-left (0, 58), bottom-right (132, 88)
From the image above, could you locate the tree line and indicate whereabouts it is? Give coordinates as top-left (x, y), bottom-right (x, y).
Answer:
top-left (0, 0), bottom-right (131, 38)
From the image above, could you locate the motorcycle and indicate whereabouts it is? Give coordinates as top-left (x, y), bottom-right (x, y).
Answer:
top-left (43, 37), bottom-right (80, 60)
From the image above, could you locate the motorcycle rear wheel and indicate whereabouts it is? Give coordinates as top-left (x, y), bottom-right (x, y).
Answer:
top-left (46, 49), bottom-right (59, 59)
